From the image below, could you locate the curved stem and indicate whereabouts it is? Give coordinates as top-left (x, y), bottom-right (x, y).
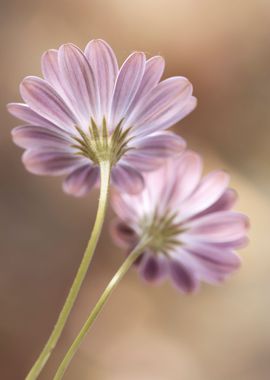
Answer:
top-left (25, 161), bottom-right (111, 380)
top-left (53, 237), bottom-right (150, 380)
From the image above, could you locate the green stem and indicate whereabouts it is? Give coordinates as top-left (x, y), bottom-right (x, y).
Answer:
top-left (53, 237), bottom-right (150, 380)
top-left (25, 160), bottom-right (111, 380)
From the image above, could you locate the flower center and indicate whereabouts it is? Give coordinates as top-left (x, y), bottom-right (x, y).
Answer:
top-left (72, 118), bottom-right (132, 166)
top-left (140, 210), bottom-right (184, 255)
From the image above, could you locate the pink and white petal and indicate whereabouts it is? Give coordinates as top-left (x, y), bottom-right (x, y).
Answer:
top-left (22, 149), bottom-right (82, 176)
top-left (109, 52), bottom-right (146, 128)
top-left (7, 103), bottom-right (69, 136)
top-left (20, 77), bottom-right (76, 132)
top-left (110, 219), bottom-right (138, 249)
top-left (111, 163), bottom-right (145, 194)
top-left (85, 39), bottom-right (118, 119)
top-left (132, 131), bottom-right (186, 157)
top-left (189, 188), bottom-right (237, 221)
top-left (168, 258), bottom-right (199, 293)
top-left (11, 125), bottom-right (72, 149)
top-left (58, 44), bottom-right (99, 127)
top-left (127, 56), bottom-right (165, 113)
top-left (41, 49), bottom-right (64, 96)
top-left (111, 190), bottom-right (142, 222)
top-left (127, 77), bottom-right (194, 136)
top-left (185, 211), bottom-right (249, 245)
top-left (63, 164), bottom-right (99, 197)
top-left (179, 170), bottom-right (230, 221)
top-left (140, 253), bottom-right (168, 284)
top-left (172, 248), bottom-right (230, 285)
top-left (121, 153), bottom-right (163, 172)
top-left (186, 243), bottom-right (241, 270)
top-left (168, 151), bottom-right (203, 208)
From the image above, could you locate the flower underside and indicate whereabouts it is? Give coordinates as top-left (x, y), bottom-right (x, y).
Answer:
top-left (140, 210), bottom-right (184, 255)
top-left (72, 118), bottom-right (132, 166)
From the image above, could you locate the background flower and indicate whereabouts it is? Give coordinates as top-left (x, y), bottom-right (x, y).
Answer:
top-left (8, 39), bottom-right (195, 196)
top-left (111, 152), bottom-right (249, 293)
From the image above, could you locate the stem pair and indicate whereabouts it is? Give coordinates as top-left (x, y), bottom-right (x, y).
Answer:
top-left (26, 160), bottom-right (111, 380)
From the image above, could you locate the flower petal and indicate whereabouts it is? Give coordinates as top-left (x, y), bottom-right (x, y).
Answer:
top-left (85, 39), bottom-right (118, 120)
top-left (58, 43), bottom-right (99, 127)
top-left (185, 211), bottom-right (249, 245)
top-left (179, 170), bottom-right (230, 220)
top-left (190, 188), bottom-right (237, 221)
top-left (109, 52), bottom-right (146, 128)
top-left (7, 103), bottom-right (68, 134)
top-left (127, 77), bottom-right (194, 136)
top-left (132, 131), bottom-right (186, 157)
top-left (111, 163), bottom-right (144, 194)
top-left (11, 125), bottom-right (71, 149)
top-left (41, 49), bottom-right (64, 96)
top-left (169, 259), bottom-right (199, 293)
top-left (20, 76), bottom-right (76, 132)
top-left (127, 56), bottom-right (165, 112)
top-left (140, 253), bottom-right (167, 283)
top-left (110, 219), bottom-right (138, 248)
top-left (22, 150), bottom-right (82, 175)
top-left (63, 164), bottom-right (99, 197)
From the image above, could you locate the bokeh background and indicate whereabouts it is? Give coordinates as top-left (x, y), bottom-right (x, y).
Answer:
top-left (0, 1), bottom-right (269, 379)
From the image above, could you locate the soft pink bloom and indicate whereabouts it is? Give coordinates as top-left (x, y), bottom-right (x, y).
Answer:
top-left (7, 39), bottom-right (196, 196)
top-left (111, 151), bottom-right (249, 293)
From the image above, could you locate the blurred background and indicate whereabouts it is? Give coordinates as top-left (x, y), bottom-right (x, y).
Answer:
top-left (0, 1), bottom-right (269, 379)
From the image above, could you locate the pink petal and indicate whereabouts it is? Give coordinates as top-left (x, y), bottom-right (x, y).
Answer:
top-left (110, 219), bottom-right (138, 249)
top-left (179, 171), bottom-right (230, 220)
top-left (109, 52), bottom-right (146, 128)
top-left (190, 188), bottom-right (237, 221)
top-left (22, 149), bottom-right (82, 176)
top-left (127, 77), bottom-right (194, 136)
top-left (126, 56), bottom-right (165, 113)
top-left (41, 49), bottom-right (64, 96)
top-left (185, 211), bottom-right (249, 245)
top-left (140, 253), bottom-right (167, 284)
top-left (58, 44), bottom-right (99, 127)
top-left (7, 103), bottom-right (69, 135)
top-left (169, 259), bottom-right (199, 293)
top-left (20, 76), bottom-right (76, 132)
top-left (111, 190), bottom-right (141, 222)
top-left (85, 39), bottom-right (118, 120)
top-left (133, 131), bottom-right (186, 157)
top-left (121, 153), bottom-right (163, 172)
top-left (186, 243), bottom-right (241, 269)
top-left (11, 125), bottom-right (71, 149)
top-left (111, 163), bottom-right (144, 194)
top-left (63, 164), bottom-right (99, 197)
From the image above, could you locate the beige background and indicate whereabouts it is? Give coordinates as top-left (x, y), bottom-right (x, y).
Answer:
top-left (0, 1), bottom-right (269, 379)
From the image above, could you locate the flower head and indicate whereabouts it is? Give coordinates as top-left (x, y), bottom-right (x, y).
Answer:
top-left (8, 39), bottom-right (196, 196)
top-left (111, 152), bottom-right (249, 293)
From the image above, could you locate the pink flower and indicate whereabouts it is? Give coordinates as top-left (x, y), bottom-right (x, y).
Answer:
top-left (7, 39), bottom-right (196, 196)
top-left (111, 151), bottom-right (249, 293)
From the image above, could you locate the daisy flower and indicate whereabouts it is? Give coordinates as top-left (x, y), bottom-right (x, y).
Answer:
top-left (111, 151), bottom-right (249, 293)
top-left (7, 39), bottom-right (196, 196)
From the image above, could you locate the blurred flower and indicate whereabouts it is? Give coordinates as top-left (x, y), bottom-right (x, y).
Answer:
top-left (7, 39), bottom-right (196, 196)
top-left (111, 151), bottom-right (249, 293)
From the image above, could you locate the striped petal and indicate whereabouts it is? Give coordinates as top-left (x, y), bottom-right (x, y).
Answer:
top-left (63, 164), bottom-right (99, 197)
top-left (111, 163), bottom-right (144, 194)
top-left (20, 76), bottom-right (76, 132)
top-left (58, 43), bottom-right (99, 127)
top-left (179, 171), bottom-right (230, 220)
top-left (11, 125), bottom-right (71, 149)
top-left (109, 52), bottom-right (146, 128)
top-left (127, 77), bottom-right (194, 136)
top-left (85, 39), bottom-right (118, 120)
top-left (169, 259), bottom-right (198, 293)
top-left (22, 150), bottom-right (82, 175)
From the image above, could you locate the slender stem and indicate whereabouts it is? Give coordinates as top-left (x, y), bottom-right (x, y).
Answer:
top-left (53, 237), bottom-right (150, 380)
top-left (25, 160), bottom-right (111, 380)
